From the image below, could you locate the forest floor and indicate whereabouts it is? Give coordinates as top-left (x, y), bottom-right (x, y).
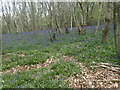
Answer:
top-left (2, 26), bottom-right (120, 88)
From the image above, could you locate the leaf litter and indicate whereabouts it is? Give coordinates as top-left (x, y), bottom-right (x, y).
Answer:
top-left (2, 55), bottom-right (120, 88)
top-left (2, 57), bottom-right (56, 74)
top-left (62, 56), bottom-right (120, 88)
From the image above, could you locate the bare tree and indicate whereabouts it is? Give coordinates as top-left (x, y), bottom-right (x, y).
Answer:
top-left (28, 2), bottom-right (38, 31)
top-left (2, 2), bottom-right (11, 33)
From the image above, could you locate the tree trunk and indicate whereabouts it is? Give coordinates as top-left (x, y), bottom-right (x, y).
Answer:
top-left (73, 3), bottom-right (81, 35)
top-left (55, 16), bottom-right (62, 34)
top-left (114, 2), bottom-right (120, 59)
top-left (70, 14), bottom-right (73, 30)
top-left (64, 13), bottom-right (69, 34)
top-left (78, 2), bottom-right (86, 35)
top-left (95, 3), bottom-right (103, 34)
top-left (102, 2), bottom-right (110, 43)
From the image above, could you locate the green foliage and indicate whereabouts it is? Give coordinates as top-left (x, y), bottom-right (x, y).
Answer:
top-left (2, 27), bottom-right (119, 88)
top-left (51, 60), bottom-right (80, 77)
top-left (3, 67), bottom-right (67, 88)
top-left (2, 50), bottom-right (50, 70)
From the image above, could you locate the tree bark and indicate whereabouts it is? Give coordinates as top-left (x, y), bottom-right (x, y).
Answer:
top-left (114, 2), bottom-right (120, 59)
top-left (95, 3), bottom-right (103, 34)
top-left (102, 2), bottom-right (110, 43)
top-left (78, 2), bottom-right (86, 35)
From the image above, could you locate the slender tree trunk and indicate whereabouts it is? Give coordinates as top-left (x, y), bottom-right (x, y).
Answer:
top-left (2, 3), bottom-right (11, 33)
top-left (73, 3), bottom-right (80, 35)
top-left (95, 3), bottom-right (103, 34)
top-left (114, 2), bottom-right (120, 59)
top-left (78, 2), bottom-right (86, 35)
top-left (102, 2), bottom-right (110, 43)
top-left (89, 2), bottom-right (95, 26)
top-left (55, 15), bottom-right (62, 34)
top-left (70, 14), bottom-right (73, 30)
top-left (64, 13), bottom-right (69, 34)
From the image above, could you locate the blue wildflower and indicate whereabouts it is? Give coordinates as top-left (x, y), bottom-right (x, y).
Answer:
top-left (11, 80), bottom-right (14, 83)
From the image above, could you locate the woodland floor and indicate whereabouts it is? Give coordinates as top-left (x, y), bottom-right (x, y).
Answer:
top-left (2, 55), bottom-right (120, 88)
top-left (2, 25), bottom-right (120, 88)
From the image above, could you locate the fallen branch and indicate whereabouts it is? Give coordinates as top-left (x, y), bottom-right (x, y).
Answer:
top-left (111, 79), bottom-right (120, 83)
top-left (91, 62), bottom-right (120, 73)
top-left (99, 63), bottom-right (120, 67)
top-left (99, 65), bottom-right (120, 72)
